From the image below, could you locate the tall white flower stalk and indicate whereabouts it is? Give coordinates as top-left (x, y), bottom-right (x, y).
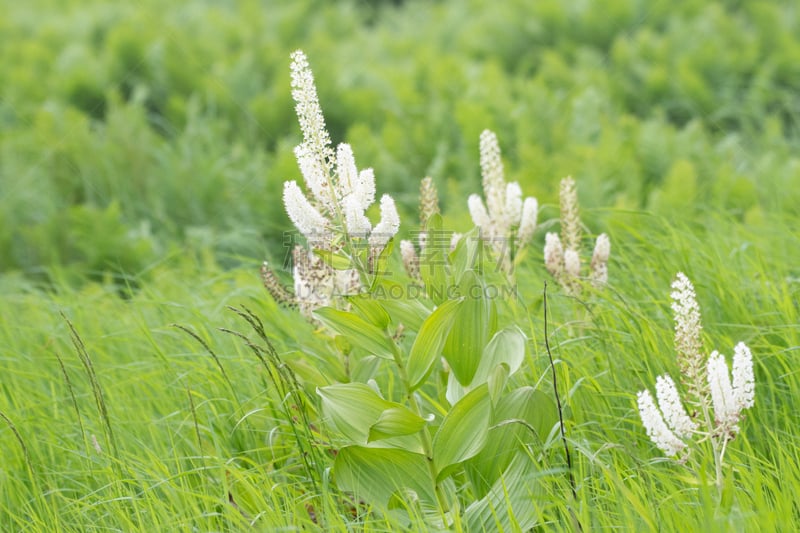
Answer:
top-left (467, 130), bottom-right (538, 275)
top-left (637, 272), bottom-right (755, 490)
top-left (401, 177), bottom-right (440, 280)
top-left (544, 177), bottom-right (610, 294)
top-left (266, 50), bottom-right (401, 317)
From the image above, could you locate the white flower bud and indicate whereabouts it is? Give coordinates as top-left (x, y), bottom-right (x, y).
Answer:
top-left (564, 249), bottom-right (581, 279)
top-left (732, 342), bottom-right (755, 411)
top-left (638, 389), bottom-right (686, 457)
top-left (369, 195), bottom-right (400, 249)
top-left (517, 197), bottom-right (538, 246)
top-left (504, 181), bottom-right (523, 225)
top-left (342, 194), bottom-right (371, 236)
top-left (468, 194), bottom-right (491, 230)
top-left (335, 143), bottom-right (358, 199)
top-left (708, 351), bottom-right (738, 427)
top-left (283, 180), bottom-right (328, 237)
top-left (655, 374), bottom-right (697, 438)
top-left (544, 232), bottom-right (564, 277)
top-left (479, 129), bottom-right (505, 220)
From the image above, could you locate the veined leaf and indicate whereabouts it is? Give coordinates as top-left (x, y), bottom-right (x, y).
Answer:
top-left (312, 249), bottom-right (354, 270)
top-left (318, 383), bottom-right (393, 444)
top-left (348, 295), bottom-right (391, 330)
top-left (464, 386), bottom-right (557, 497)
top-left (432, 384), bottom-right (491, 481)
top-left (366, 237), bottom-right (395, 290)
top-left (450, 227), bottom-right (480, 282)
top-left (370, 281), bottom-right (433, 331)
top-left (487, 363), bottom-right (510, 403)
top-left (497, 386), bottom-right (558, 444)
top-left (471, 326), bottom-right (527, 388)
top-left (368, 407), bottom-right (427, 442)
top-left (442, 270), bottom-right (495, 386)
top-left (446, 327), bottom-right (525, 404)
top-left (464, 452), bottom-right (540, 531)
top-left (314, 307), bottom-right (396, 359)
top-left (406, 298), bottom-right (463, 391)
top-left (333, 446), bottom-right (437, 509)
top-left (445, 371), bottom-right (468, 405)
top-left (350, 355), bottom-right (384, 383)
top-left (318, 383), bottom-right (426, 448)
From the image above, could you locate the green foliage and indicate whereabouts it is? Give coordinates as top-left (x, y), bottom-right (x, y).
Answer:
top-left (1, 0), bottom-right (800, 530)
top-left (3, 0), bottom-right (799, 285)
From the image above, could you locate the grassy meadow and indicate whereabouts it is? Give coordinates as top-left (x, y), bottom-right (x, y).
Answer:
top-left (2, 0), bottom-right (799, 530)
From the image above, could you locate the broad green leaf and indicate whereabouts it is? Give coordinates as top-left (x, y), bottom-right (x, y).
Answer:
top-left (314, 307), bottom-right (396, 359)
top-left (351, 355), bottom-right (384, 383)
top-left (406, 298), bottom-right (463, 391)
top-left (348, 295), bottom-right (391, 329)
top-left (368, 407), bottom-right (427, 442)
top-left (464, 453), bottom-right (540, 531)
top-left (494, 386), bottom-right (558, 446)
top-left (366, 237), bottom-right (395, 290)
top-left (487, 363), bottom-right (510, 403)
top-left (445, 371), bottom-right (467, 405)
top-left (419, 251), bottom-right (449, 305)
top-left (450, 228), bottom-right (479, 282)
top-left (333, 446), bottom-right (437, 509)
top-left (312, 249), bottom-right (354, 270)
top-left (369, 281), bottom-right (433, 331)
top-left (464, 386), bottom-right (557, 497)
top-left (318, 383), bottom-right (394, 444)
top-left (432, 384), bottom-right (491, 481)
top-left (471, 326), bottom-right (527, 388)
top-left (318, 383), bottom-right (426, 450)
top-left (442, 270), bottom-right (494, 385)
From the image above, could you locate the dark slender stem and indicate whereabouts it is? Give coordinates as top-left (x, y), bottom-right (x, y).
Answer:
top-left (543, 282), bottom-right (578, 503)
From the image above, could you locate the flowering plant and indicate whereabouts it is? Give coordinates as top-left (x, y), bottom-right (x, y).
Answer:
top-left (544, 176), bottom-right (610, 294)
top-left (637, 272), bottom-right (755, 489)
top-left (255, 50), bottom-right (560, 530)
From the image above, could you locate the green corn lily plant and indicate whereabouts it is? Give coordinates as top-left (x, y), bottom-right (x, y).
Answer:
top-left (311, 215), bottom-right (558, 529)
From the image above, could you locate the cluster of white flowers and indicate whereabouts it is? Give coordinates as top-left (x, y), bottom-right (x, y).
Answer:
top-left (466, 130), bottom-right (538, 273)
top-left (638, 273), bottom-right (755, 460)
top-left (544, 177), bottom-right (610, 293)
top-left (271, 50), bottom-right (401, 317)
top-left (285, 51), bottom-right (398, 247)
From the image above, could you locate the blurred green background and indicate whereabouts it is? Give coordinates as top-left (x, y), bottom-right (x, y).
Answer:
top-left (2, 0), bottom-right (798, 286)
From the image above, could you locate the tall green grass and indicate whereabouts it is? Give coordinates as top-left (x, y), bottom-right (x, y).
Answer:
top-left (1, 208), bottom-right (797, 529)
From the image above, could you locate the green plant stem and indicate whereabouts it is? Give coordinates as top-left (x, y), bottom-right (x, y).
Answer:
top-left (543, 282), bottom-right (582, 531)
top-left (390, 344), bottom-right (450, 521)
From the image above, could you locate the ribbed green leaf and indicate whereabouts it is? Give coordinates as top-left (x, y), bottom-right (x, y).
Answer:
top-left (370, 282), bottom-right (433, 331)
top-left (333, 446), bottom-right (437, 509)
top-left (472, 326), bottom-right (527, 388)
top-left (406, 298), bottom-right (463, 391)
top-left (464, 453), bottom-right (540, 531)
top-left (318, 383), bottom-right (393, 444)
top-left (348, 295), bottom-right (391, 329)
top-left (442, 270), bottom-right (494, 385)
top-left (312, 249), bottom-right (353, 270)
top-left (432, 384), bottom-right (491, 481)
top-left (464, 386), bottom-right (557, 497)
top-left (318, 383), bottom-right (427, 450)
top-left (487, 363), bottom-right (510, 403)
top-left (450, 227), bottom-right (480, 281)
top-left (368, 407), bottom-right (427, 442)
top-left (314, 307), bottom-right (396, 359)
